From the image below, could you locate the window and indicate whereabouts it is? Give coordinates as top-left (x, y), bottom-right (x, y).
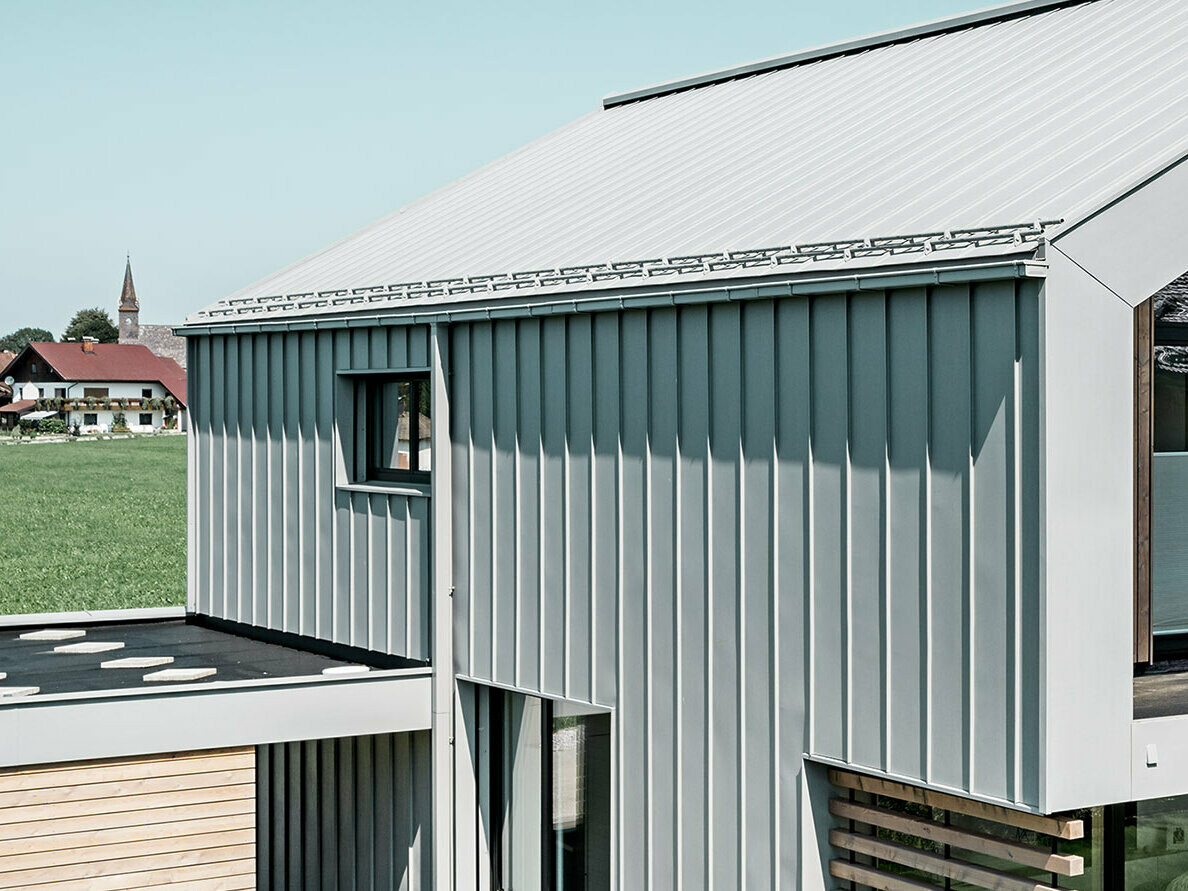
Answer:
top-left (141, 388), bottom-right (152, 399)
top-left (83, 387), bottom-right (109, 399)
top-left (37, 388), bottom-right (44, 398)
top-left (54, 388), bottom-right (65, 398)
top-left (83, 413), bottom-right (97, 426)
top-left (365, 375), bottom-right (431, 482)
top-left (486, 689), bottom-right (611, 890)
top-left (139, 413), bottom-right (153, 426)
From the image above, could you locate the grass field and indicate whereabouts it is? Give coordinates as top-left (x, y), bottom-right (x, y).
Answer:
top-left (0, 436), bottom-right (186, 615)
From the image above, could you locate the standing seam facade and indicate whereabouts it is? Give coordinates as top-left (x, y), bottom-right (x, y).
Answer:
top-left (187, 326), bottom-right (432, 660)
top-left (449, 280), bottom-right (1043, 887)
top-left (187, 275), bottom-right (1045, 887)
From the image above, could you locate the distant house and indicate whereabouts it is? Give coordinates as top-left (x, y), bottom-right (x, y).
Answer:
top-left (0, 351), bottom-right (13, 406)
top-left (0, 339), bottom-right (186, 433)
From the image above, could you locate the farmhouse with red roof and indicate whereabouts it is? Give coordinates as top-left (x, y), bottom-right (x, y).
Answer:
top-left (0, 339), bottom-right (186, 433)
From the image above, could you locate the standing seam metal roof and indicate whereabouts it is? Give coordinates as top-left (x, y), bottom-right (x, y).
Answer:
top-left (190, 0), bottom-right (1188, 323)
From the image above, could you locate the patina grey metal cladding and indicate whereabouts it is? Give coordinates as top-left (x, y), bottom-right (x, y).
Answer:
top-left (450, 279), bottom-right (1042, 886)
top-left (257, 732), bottom-right (432, 889)
top-left (187, 327), bottom-right (431, 659)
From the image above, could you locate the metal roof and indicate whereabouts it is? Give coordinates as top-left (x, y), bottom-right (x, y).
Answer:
top-left (190, 0), bottom-right (1188, 325)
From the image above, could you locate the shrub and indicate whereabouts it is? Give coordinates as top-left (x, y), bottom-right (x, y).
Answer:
top-left (112, 411), bottom-right (129, 433)
top-left (39, 418), bottom-right (66, 435)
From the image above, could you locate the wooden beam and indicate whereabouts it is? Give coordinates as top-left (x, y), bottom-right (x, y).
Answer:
top-left (829, 768), bottom-right (1083, 839)
top-left (829, 858), bottom-right (939, 891)
top-left (830, 829), bottom-right (1059, 891)
top-left (830, 798), bottom-right (1082, 876)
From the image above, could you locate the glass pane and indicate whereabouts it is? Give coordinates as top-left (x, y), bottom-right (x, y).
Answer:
top-left (552, 707), bottom-right (611, 890)
top-left (1126, 797), bottom-right (1188, 890)
top-left (368, 379), bottom-right (412, 474)
top-left (501, 694), bottom-right (544, 891)
top-left (417, 378), bottom-right (432, 473)
top-left (1154, 320), bottom-right (1188, 636)
top-left (1059, 808), bottom-right (1105, 891)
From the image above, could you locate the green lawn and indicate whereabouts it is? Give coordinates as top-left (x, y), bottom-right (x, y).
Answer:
top-left (0, 436), bottom-right (186, 615)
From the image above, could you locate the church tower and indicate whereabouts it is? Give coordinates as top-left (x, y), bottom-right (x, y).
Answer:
top-left (118, 255), bottom-right (139, 340)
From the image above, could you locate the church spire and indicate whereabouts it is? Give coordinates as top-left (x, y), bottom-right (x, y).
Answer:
top-left (119, 254), bottom-right (138, 311)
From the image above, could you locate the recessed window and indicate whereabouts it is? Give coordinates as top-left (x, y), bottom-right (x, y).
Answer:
top-left (366, 375), bottom-right (431, 482)
top-left (83, 413), bottom-right (97, 426)
top-left (83, 387), bottom-right (109, 399)
top-left (54, 388), bottom-right (65, 398)
top-left (141, 388), bottom-right (152, 399)
top-left (139, 413), bottom-right (153, 426)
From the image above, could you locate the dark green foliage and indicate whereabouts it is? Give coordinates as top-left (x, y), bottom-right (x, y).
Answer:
top-left (0, 327), bottom-right (53, 354)
top-left (0, 437), bottom-right (185, 613)
top-left (62, 308), bottom-right (119, 344)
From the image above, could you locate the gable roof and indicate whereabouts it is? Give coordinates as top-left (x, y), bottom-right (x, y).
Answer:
top-left (190, 0), bottom-right (1188, 324)
top-left (12, 343), bottom-right (187, 407)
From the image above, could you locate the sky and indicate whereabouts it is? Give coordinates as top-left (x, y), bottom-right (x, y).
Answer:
top-left (1, 0), bottom-right (989, 335)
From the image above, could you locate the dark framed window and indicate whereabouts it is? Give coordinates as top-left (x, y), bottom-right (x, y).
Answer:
top-left (487, 689), bottom-right (611, 890)
top-left (139, 413), bottom-right (153, 426)
top-left (83, 413), bottom-right (97, 426)
top-left (141, 388), bottom-right (152, 399)
top-left (54, 387), bottom-right (65, 398)
top-left (365, 374), bottom-right (431, 483)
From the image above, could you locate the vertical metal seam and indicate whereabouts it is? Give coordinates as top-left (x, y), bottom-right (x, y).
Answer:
top-left (513, 320), bottom-right (524, 690)
top-left (704, 304), bottom-right (716, 888)
top-left (966, 282), bottom-right (976, 794)
top-left (806, 296), bottom-right (817, 757)
top-left (674, 308), bottom-right (685, 891)
top-left (924, 287), bottom-right (934, 784)
top-left (735, 302), bottom-right (746, 889)
top-left (1012, 279), bottom-right (1025, 804)
top-left (843, 292), bottom-right (854, 766)
top-left (882, 290), bottom-right (893, 775)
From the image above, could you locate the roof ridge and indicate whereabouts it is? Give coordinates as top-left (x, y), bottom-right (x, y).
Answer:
top-left (603, 0), bottom-right (1094, 108)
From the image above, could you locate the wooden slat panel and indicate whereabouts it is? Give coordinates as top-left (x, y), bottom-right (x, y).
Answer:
top-left (0, 768), bottom-right (255, 809)
top-left (829, 769), bottom-right (1083, 839)
top-left (0, 748), bottom-right (255, 889)
top-left (0, 828), bottom-right (254, 874)
top-left (829, 859), bottom-right (940, 891)
top-left (0, 748), bottom-right (250, 779)
top-left (830, 829), bottom-right (1059, 891)
top-left (128, 875), bottom-right (255, 891)
top-left (0, 752), bottom-right (254, 793)
top-left (0, 812), bottom-right (254, 859)
top-left (0, 842), bottom-right (255, 889)
top-left (0, 783), bottom-right (255, 825)
top-left (128, 876), bottom-right (255, 891)
top-left (0, 797), bottom-right (253, 841)
top-left (28, 857), bottom-right (256, 891)
top-left (829, 798), bottom-right (1083, 876)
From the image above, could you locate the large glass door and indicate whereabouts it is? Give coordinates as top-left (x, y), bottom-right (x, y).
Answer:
top-left (488, 689), bottom-right (612, 890)
top-left (1152, 293), bottom-right (1188, 645)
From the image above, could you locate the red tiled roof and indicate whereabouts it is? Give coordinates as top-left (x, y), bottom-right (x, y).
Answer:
top-left (0, 352), bottom-right (15, 374)
top-left (0, 400), bottom-right (35, 414)
top-left (28, 343), bottom-right (187, 407)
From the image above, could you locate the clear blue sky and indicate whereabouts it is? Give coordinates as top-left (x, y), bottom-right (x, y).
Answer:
top-left (1, 0), bottom-right (987, 334)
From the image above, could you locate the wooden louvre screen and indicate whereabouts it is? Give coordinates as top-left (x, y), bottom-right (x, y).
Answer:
top-left (828, 768), bottom-right (1083, 891)
top-left (0, 747), bottom-right (255, 890)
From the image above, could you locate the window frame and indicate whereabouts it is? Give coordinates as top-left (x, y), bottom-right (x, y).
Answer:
top-left (334, 366), bottom-right (433, 495)
top-left (138, 413), bottom-right (153, 427)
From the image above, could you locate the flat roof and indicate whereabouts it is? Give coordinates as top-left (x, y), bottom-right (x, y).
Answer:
top-left (0, 617), bottom-right (391, 698)
top-left (0, 613), bottom-right (433, 768)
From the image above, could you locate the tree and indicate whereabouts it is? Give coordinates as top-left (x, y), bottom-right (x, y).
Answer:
top-left (62, 308), bottom-right (118, 344)
top-left (0, 327), bottom-right (53, 353)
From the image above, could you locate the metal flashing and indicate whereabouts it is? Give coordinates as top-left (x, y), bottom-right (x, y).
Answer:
top-left (186, 222), bottom-right (1054, 326)
top-left (603, 0), bottom-right (1092, 107)
top-left (182, 256), bottom-right (1046, 336)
